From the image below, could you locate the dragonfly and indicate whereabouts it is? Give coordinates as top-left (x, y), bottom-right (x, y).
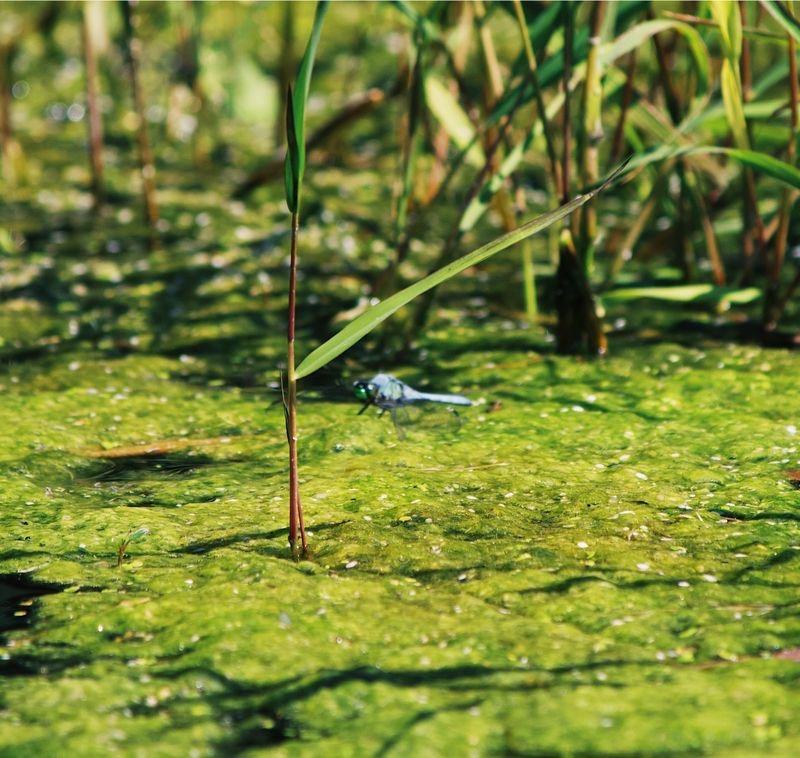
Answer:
top-left (353, 373), bottom-right (471, 435)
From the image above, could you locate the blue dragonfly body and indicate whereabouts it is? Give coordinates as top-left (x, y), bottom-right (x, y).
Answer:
top-left (353, 374), bottom-right (471, 435)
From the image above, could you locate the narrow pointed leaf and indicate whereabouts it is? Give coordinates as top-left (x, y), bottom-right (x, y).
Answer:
top-left (283, 1), bottom-right (328, 213)
top-left (623, 145), bottom-right (800, 189)
top-left (720, 147), bottom-right (800, 187)
top-left (284, 85), bottom-right (299, 212)
top-left (603, 285), bottom-right (761, 307)
top-left (762, 0), bottom-right (800, 45)
top-left (295, 162), bottom-right (629, 379)
top-left (710, 1), bottom-right (749, 149)
top-left (424, 76), bottom-right (485, 168)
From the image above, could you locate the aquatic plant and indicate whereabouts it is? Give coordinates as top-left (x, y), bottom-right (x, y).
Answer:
top-left (282, 0), bottom-right (328, 558)
top-left (115, 527), bottom-right (150, 568)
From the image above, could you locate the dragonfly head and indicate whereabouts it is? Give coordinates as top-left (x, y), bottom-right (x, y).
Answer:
top-left (353, 380), bottom-right (376, 402)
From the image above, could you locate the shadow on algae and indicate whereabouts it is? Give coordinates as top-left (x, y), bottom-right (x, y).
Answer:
top-left (1, 171), bottom-right (800, 755)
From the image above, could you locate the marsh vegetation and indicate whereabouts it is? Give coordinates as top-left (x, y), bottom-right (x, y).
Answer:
top-left (2, 1), bottom-right (800, 754)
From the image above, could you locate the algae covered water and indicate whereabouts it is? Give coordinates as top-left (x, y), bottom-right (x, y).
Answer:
top-left (4, 1), bottom-right (800, 754)
top-left (2, 244), bottom-right (800, 752)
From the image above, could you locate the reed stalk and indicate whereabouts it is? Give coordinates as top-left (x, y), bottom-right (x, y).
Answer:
top-left (0, 42), bottom-right (15, 186)
top-left (766, 19), bottom-right (799, 329)
top-left (578, 0), bottom-right (606, 273)
top-left (281, 1), bottom-right (327, 557)
top-left (285, 211), bottom-right (306, 557)
top-left (121, 0), bottom-right (159, 228)
top-left (512, 0), bottom-right (560, 191)
top-left (554, 2), bottom-right (606, 355)
top-left (610, 50), bottom-right (636, 165)
top-left (560, 3), bottom-right (573, 205)
top-left (83, 2), bottom-right (104, 210)
top-left (275, 3), bottom-right (295, 147)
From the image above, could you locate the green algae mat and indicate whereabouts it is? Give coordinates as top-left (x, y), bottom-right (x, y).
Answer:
top-left (2, 302), bottom-right (800, 754)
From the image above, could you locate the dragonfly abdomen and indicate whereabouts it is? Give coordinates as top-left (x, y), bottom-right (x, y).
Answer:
top-left (412, 391), bottom-right (472, 406)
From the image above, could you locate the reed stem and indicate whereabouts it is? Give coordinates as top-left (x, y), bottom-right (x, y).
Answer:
top-left (121, 0), bottom-right (159, 229)
top-left (578, 0), bottom-right (606, 274)
top-left (83, 3), bottom-right (104, 210)
top-left (560, 2), bottom-right (573, 205)
top-left (512, 0), bottom-right (560, 193)
top-left (766, 31), bottom-right (799, 329)
top-left (286, 211), bottom-right (307, 558)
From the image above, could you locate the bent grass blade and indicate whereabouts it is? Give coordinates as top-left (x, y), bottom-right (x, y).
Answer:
top-left (296, 161), bottom-right (630, 380)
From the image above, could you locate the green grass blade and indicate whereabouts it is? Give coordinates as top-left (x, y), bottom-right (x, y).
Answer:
top-left (720, 147), bottom-right (800, 188)
top-left (600, 19), bottom-right (708, 96)
top-left (487, 15), bottom-right (707, 128)
top-left (624, 145), bottom-right (800, 189)
top-left (603, 284), bottom-right (716, 302)
top-left (295, 162), bottom-right (628, 380)
top-left (424, 76), bottom-right (485, 168)
top-left (762, 0), bottom-right (800, 45)
top-left (710, 1), bottom-right (749, 150)
top-left (284, 0), bottom-right (329, 213)
top-left (602, 285), bottom-right (761, 308)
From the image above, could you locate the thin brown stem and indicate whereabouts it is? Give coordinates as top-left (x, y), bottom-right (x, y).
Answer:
top-left (121, 0), bottom-right (158, 228)
top-left (473, 0), bottom-right (503, 101)
top-left (578, 0), bottom-right (606, 268)
top-left (652, 22), bottom-right (725, 285)
top-left (0, 42), bottom-right (17, 185)
top-left (677, 164), bottom-right (695, 281)
top-left (662, 9), bottom-right (784, 41)
top-left (774, 35), bottom-right (798, 284)
top-left (83, 3), bottom-right (104, 210)
top-left (474, 0), bottom-right (536, 319)
top-left (555, 3), bottom-right (605, 356)
top-left (286, 212), bottom-right (307, 558)
top-left (611, 50), bottom-right (636, 164)
top-left (738, 0), bottom-right (767, 285)
top-left (691, 177), bottom-right (726, 286)
top-left (651, 25), bottom-right (681, 124)
top-left (561, 2), bottom-right (573, 204)
top-left (512, 0), bottom-right (561, 194)
top-left (767, 33), bottom-right (799, 329)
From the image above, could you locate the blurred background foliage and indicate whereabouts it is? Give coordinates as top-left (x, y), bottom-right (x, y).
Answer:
top-left (2, 0), bottom-right (800, 363)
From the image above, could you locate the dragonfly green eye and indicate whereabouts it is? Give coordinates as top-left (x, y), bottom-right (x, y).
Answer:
top-left (354, 384), bottom-right (370, 401)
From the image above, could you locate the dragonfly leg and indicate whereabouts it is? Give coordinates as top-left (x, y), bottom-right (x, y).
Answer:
top-left (448, 406), bottom-right (464, 429)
